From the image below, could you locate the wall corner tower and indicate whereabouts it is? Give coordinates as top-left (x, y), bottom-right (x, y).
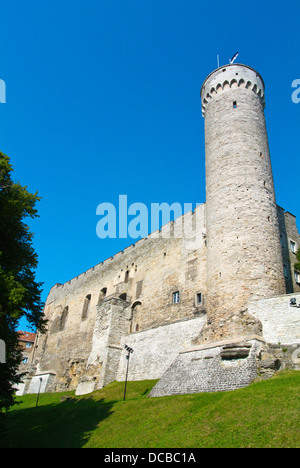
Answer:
top-left (200, 63), bottom-right (286, 343)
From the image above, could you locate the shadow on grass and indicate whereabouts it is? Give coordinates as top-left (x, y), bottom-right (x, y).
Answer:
top-left (0, 396), bottom-right (116, 448)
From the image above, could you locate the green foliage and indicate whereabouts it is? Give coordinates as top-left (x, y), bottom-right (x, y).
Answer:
top-left (1, 371), bottom-right (299, 448)
top-left (0, 151), bottom-right (46, 412)
top-left (294, 248), bottom-right (300, 272)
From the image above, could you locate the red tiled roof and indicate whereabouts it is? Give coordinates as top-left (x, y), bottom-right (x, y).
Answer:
top-left (17, 331), bottom-right (36, 343)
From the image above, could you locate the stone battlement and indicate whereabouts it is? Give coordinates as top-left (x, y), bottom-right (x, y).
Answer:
top-left (201, 63), bottom-right (265, 116)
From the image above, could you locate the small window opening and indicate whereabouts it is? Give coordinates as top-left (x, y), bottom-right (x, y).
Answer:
top-left (173, 291), bottom-right (180, 304)
top-left (60, 306), bottom-right (69, 331)
top-left (98, 287), bottom-right (107, 303)
top-left (119, 293), bottom-right (127, 301)
top-left (82, 295), bottom-right (91, 320)
top-left (124, 270), bottom-right (130, 283)
top-left (233, 101), bottom-right (237, 108)
top-left (196, 293), bottom-right (202, 305)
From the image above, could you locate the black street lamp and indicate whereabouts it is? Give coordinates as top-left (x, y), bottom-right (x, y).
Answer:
top-left (123, 344), bottom-right (134, 401)
top-left (36, 377), bottom-right (43, 408)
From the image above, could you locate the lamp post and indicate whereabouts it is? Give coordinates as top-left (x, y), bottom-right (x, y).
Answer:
top-left (36, 377), bottom-right (43, 408)
top-left (123, 344), bottom-right (134, 401)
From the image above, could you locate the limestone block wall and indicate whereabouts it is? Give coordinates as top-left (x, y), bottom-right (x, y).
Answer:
top-left (30, 205), bottom-right (207, 393)
top-left (116, 316), bottom-right (206, 382)
top-left (150, 337), bottom-right (263, 397)
top-left (248, 292), bottom-right (300, 344)
top-left (28, 372), bottom-right (56, 394)
top-left (76, 297), bottom-right (131, 395)
top-left (277, 208), bottom-right (300, 293)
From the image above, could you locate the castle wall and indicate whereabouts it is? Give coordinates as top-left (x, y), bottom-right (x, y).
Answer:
top-left (277, 209), bottom-right (300, 293)
top-left (31, 205), bottom-right (207, 393)
top-left (27, 63), bottom-right (300, 398)
top-left (150, 337), bottom-right (263, 397)
top-left (116, 315), bottom-right (206, 383)
top-left (248, 292), bottom-right (300, 344)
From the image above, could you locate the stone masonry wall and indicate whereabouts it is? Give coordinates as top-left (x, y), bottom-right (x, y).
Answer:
top-left (277, 208), bottom-right (300, 293)
top-left (116, 315), bottom-right (206, 382)
top-left (150, 337), bottom-right (263, 397)
top-left (248, 292), bottom-right (300, 344)
top-left (30, 205), bottom-right (207, 393)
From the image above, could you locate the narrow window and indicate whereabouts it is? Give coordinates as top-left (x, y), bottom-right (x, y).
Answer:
top-left (60, 306), bottom-right (68, 331)
top-left (130, 302), bottom-right (142, 334)
top-left (124, 270), bottom-right (130, 283)
top-left (233, 101), bottom-right (237, 108)
top-left (196, 293), bottom-right (202, 305)
top-left (290, 240), bottom-right (296, 253)
top-left (82, 294), bottom-right (91, 320)
top-left (295, 271), bottom-right (300, 284)
top-left (98, 287), bottom-right (107, 303)
top-left (173, 291), bottom-right (180, 304)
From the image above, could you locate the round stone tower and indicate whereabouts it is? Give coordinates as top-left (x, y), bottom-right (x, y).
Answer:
top-left (200, 63), bottom-right (285, 343)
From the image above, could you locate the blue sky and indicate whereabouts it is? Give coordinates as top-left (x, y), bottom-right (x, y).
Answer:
top-left (0, 1), bottom-right (299, 331)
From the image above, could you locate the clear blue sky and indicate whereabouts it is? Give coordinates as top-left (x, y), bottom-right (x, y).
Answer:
top-left (0, 1), bottom-right (299, 331)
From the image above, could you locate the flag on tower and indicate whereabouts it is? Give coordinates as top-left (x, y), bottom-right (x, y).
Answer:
top-left (230, 52), bottom-right (239, 64)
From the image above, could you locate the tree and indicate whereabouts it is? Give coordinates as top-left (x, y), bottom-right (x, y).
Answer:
top-left (294, 248), bottom-right (300, 273)
top-left (0, 151), bottom-right (46, 412)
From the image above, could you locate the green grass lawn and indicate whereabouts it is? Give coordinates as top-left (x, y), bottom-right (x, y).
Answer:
top-left (0, 371), bottom-right (299, 448)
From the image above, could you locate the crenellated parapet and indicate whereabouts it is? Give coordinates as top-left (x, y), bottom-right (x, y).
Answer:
top-left (200, 64), bottom-right (265, 117)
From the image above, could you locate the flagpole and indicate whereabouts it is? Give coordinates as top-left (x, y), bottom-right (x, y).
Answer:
top-left (229, 52), bottom-right (239, 64)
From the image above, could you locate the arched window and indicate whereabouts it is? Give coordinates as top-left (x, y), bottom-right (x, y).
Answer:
top-left (130, 301), bottom-right (142, 334)
top-left (59, 306), bottom-right (68, 331)
top-left (124, 270), bottom-right (130, 283)
top-left (119, 293), bottom-right (127, 301)
top-left (98, 287), bottom-right (107, 304)
top-left (82, 294), bottom-right (91, 320)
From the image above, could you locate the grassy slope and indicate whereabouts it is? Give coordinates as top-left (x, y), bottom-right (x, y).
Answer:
top-left (0, 371), bottom-right (299, 448)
